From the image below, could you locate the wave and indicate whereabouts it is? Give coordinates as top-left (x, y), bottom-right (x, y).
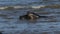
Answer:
top-left (0, 4), bottom-right (60, 10)
top-left (0, 5), bottom-right (46, 10)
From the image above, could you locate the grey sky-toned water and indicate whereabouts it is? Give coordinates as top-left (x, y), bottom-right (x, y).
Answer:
top-left (0, 0), bottom-right (60, 34)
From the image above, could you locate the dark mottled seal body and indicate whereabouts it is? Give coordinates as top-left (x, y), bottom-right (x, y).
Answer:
top-left (19, 12), bottom-right (47, 20)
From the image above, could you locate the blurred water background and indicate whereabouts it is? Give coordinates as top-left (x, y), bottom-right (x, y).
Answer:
top-left (0, 0), bottom-right (60, 34)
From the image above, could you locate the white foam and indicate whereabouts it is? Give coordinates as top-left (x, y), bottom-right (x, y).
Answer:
top-left (0, 7), bottom-right (7, 9)
top-left (13, 6), bottom-right (25, 9)
top-left (0, 5), bottom-right (46, 10)
top-left (31, 5), bottom-right (45, 9)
